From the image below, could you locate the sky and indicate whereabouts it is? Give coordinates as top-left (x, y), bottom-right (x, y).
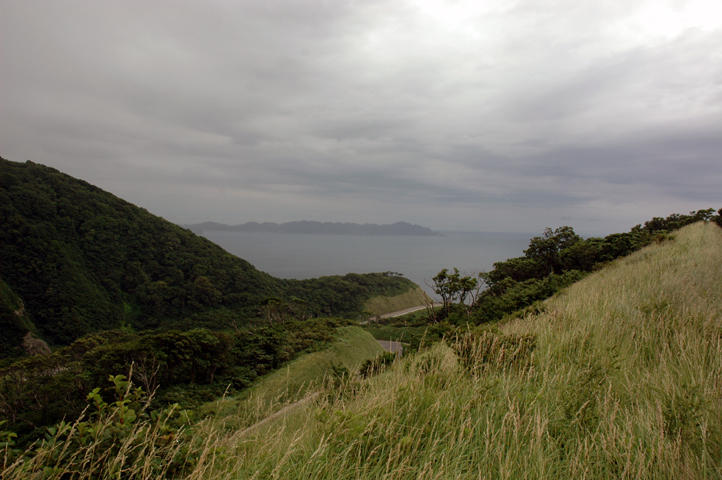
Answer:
top-left (1, 0), bottom-right (721, 234)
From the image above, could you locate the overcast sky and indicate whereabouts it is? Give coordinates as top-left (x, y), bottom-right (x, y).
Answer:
top-left (1, 0), bottom-right (721, 234)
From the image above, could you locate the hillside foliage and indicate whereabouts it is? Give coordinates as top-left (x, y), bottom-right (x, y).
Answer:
top-left (441, 208), bottom-right (720, 324)
top-left (0, 317), bottom-right (345, 444)
top-left (0, 157), bottom-right (415, 352)
top-left (368, 209), bottom-right (720, 355)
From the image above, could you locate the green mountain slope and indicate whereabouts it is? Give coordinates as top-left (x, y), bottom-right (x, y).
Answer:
top-left (0, 158), bottom-right (416, 350)
top-left (0, 278), bottom-right (39, 359)
top-left (0, 158), bottom-right (281, 345)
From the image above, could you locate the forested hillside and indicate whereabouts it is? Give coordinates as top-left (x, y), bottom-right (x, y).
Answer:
top-left (0, 158), bottom-right (416, 352)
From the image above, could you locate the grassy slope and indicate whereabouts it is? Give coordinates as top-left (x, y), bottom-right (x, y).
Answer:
top-left (201, 326), bottom-right (383, 430)
top-left (213, 222), bottom-right (722, 479)
top-left (363, 287), bottom-right (431, 316)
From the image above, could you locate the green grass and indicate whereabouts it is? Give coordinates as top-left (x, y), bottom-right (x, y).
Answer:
top-left (363, 287), bottom-right (431, 316)
top-left (364, 305), bottom-right (443, 349)
top-left (199, 326), bottom-right (384, 429)
top-left (240, 325), bottom-right (382, 403)
top-left (4, 222), bottom-right (721, 479)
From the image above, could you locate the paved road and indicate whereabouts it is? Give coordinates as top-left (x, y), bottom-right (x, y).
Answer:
top-left (379, 303), bottom-right (442, 319)
top-left (358, 303), bottom-right (442, 325)
top-left (377, 340), bottom-right (404, 356)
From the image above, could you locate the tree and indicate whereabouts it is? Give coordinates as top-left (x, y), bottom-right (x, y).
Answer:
top-left (457, 275), bottom-right (478, 305)
top-left (432, 268), bottom-right (479, 317)
top-left (432, 268), bottom-right (456, 313)
top-left (560, 238), bottom-right (603, 271)
top-left (192, 275), bottom-right (221, 306)
top-left (484, 257), bottom-right (544, 287)
top-left (261, 297), bottom-right (283, 324)
top-left (524, 226), bottom-right (580, 275)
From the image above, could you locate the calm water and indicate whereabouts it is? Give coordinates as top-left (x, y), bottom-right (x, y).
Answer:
top-left (203, 230), bottom-right (532, 297)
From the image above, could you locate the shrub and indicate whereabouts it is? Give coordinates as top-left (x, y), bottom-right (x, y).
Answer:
top-left (358, 352), bottom-right (396, 378)
top-left (1, 373), bottom-right (199, 479)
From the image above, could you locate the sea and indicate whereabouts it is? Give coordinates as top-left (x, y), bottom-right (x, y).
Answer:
top-left (202, 230), bottom-right (532, 298)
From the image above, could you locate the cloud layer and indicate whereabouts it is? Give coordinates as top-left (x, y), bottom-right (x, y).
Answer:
top-left (1, 0), bottom-right (721, 233)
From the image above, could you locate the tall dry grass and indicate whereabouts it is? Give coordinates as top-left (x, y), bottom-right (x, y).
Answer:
top-left (3, 222), bottom-right (721, 479)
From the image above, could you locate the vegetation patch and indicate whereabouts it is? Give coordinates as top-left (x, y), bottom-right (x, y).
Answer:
top-left (453, 330), bottom-right (537, 375)
top-left (0, 158), bottom-right (420, 355)
top-left (0, 318), bottom-right (343, 443)
top-left (363, 286), bottom-right (431, 317)
top-left (429, 208), bottom-right (720, 326)
top-left (358, 351), bottom-right (397, 378)
top-left (202, 326), bottom-right (383, 427)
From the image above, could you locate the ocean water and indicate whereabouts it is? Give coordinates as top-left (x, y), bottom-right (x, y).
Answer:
top-left (202, 230), bottom-right (532, 297)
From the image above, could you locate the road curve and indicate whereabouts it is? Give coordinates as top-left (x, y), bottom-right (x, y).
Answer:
top-left (379, 304), bottom-right (441, 319)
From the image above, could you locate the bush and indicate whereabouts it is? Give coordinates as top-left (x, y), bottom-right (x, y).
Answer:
top-left (473, 271), bottom-right (585, 324)
top-left (358, 352), bottom-right (397, 378)
top-left (1, 374), bottom-right (201, 479)
top-left (0, 318), bottom-right (340, 443)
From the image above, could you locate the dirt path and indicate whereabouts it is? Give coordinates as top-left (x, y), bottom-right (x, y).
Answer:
top-left (234, 392), bottom-right (320, 438)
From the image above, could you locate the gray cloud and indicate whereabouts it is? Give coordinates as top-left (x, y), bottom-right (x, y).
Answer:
top-left (1, 0), bottom-right (721, 235)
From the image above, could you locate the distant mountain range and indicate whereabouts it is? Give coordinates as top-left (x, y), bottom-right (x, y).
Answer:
top-left (185, 220), bottom-right (441, 236)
